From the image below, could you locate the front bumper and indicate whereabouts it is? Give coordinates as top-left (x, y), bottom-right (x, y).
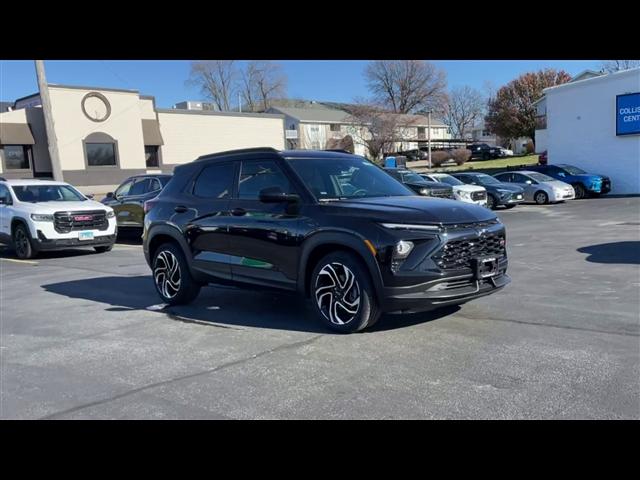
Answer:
top-left (33, 232), bottom-right (117, 251)
top-left (382, 271), bottom-right (511, 313)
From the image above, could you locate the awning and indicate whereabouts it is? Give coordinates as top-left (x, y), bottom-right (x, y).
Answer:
top-left (0, 122), bottom-right (35, 145)
top-left (142, 119), bottom-right (164, 146)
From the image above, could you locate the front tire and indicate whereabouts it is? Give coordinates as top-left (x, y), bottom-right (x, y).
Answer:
top-left (534, 191), bottom-right (549, 205)
top-left (573, 183), bottom-right (586, 199)
top-left (486, 194), bottom-right (497, 210)
top-left (152, 242), bottom-right (201, 305)
top-left (13, 224), bottom-right (36, 259)
top-left (311, 251), bottom-right (380, 333)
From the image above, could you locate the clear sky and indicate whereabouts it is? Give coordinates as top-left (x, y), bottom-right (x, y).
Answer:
top-left (0, 60), bottom-right (603, 108)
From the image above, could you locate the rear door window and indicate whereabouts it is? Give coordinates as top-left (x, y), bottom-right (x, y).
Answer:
top-left (193, 163), bottom-right (236, 199)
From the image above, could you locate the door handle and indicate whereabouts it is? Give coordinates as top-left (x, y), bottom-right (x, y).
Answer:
top-left (174, 205), bottom-right (188, 213)
top-left (231, 207), bottom-right (247, 216)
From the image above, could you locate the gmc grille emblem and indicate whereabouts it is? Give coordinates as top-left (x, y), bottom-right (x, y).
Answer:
top-left (73, 215), bottom-right (93, 221)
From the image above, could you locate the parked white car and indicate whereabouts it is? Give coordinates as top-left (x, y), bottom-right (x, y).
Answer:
top-left (496, 147), bottom-right (514, 157)
top-left (0, 179), bottom-right (117, 259)
top-left (492, 171), bottom-right (575, 204)
top-left (421, 173), bottom-right (488, 207)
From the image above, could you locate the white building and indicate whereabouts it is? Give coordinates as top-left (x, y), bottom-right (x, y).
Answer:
top-left (535, 68), bottom-right (640, 194)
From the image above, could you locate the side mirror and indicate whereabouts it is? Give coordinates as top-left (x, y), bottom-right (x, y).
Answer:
top-left (85, 193), bottom-right (95, 200)
top-left (525, 180), bottom-right (533, 185)
top-left (259, 186), bottom-right (300, 204)
top-left (0, 196), bottom-right (8, 205)
top-left (558, 172), bottom-right (566, 177)
top-left (105, 192), bottom-right (114, 199)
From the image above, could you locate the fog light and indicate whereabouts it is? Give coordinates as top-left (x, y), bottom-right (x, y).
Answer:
top-left (395, 240), bottom-right (414, 258)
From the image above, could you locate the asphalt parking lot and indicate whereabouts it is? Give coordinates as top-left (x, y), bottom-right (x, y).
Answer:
top-left (1, 197), bottom-right (639, 419)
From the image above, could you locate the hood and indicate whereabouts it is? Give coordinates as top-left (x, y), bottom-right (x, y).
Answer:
top-left (16, 200), bottom-right (113, 213)
top-left (324, 196), bottom-right (497, 225)
top-left (546, 180), bottom-right (573, 189)
top-left (490, 183), bottom-right (524, 193)
top-left (571, 173), bottom-right (608, 181)
top-left (406, 180), bottom-right (451, 191)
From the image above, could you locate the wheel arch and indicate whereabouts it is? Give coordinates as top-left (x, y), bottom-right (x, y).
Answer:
top-left (11, 216), bottom-right (33, 237)
top-left (297, 231), bottom-right (384, 300)
top-left (146, 224), bottom-right (195, 273)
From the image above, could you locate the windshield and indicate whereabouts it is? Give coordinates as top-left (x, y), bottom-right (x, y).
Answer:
top-left (528, 172), bottom-right (555, 182)
top-left (400, 171), bottom-right (430, 185)
top-left (12, 184), bottom-right (87, 202)
top-left (473, 174), bottom-right (500, 185)
top-left (560, 165), bottom-right (587, 175)
top-left (433, 174), bottom-right (464, 186)
top-left (286, 157), bottom-right (413, 200)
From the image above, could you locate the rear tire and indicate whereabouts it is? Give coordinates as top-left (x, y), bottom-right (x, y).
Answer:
top-left (152, 242), bottom-right (201, 305)
top-left (13, 224), bottom-right (36, 259)
top-left (310, 251), bottom-right (380, 333)
top-left (94, 245), bottom-right (113, 253)
top-left (534, 191), bottom-right (549, 205)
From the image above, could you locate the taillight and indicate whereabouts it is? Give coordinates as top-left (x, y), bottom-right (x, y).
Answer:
top-left (144, 199), bottom-right (158, 214)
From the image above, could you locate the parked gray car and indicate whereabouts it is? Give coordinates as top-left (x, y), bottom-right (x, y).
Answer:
top-left (492, 171), bottom-right (575, 204)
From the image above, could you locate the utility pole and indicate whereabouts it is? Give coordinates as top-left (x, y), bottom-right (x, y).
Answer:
top-left (239, 93), bottom-right (242, 113)
top-left (34, 60), bottom-right (63, 181)
top-left (427, 110), bottom-right (432, 169)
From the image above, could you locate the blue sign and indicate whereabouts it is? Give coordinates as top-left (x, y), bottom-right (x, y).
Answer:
top-left (616, 92), bottom-right (640, 136)
top-left (384, 156), bottom-right (397, 168)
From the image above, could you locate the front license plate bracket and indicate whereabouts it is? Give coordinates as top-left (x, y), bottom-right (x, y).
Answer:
top-left (473, 256), bottom-right (499, 279)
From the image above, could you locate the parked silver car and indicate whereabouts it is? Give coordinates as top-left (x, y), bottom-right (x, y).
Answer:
top-left (492, 171), bottom-right (575, 204)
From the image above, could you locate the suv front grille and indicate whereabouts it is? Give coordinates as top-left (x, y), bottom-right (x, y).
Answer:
top-left (433, 233), bottom-right (505, 270)
top-left (54, 210), bottom-right (109, 233)
top-left (430, 189), bottom-right (453, 199)
top-left (471, 191), bottom-right (487, 201)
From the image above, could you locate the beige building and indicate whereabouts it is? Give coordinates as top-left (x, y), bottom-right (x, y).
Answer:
top-left (0, 84), bottom-right (285, 193)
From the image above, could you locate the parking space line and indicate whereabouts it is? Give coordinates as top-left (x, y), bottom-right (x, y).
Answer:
top-left (0, 257), bottom-right (39, 265)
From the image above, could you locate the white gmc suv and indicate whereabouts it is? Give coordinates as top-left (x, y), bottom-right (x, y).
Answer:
top-left (0, 178), bottom-right (117, 259)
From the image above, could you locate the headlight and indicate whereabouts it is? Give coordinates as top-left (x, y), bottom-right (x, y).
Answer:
top-left (419, 188), bottom-right (430, 195)
top-left (30, 214), bottom-right (54, 222)
top-left (380, 223), bottom-right (440, 232)
top-left (106, 210), bottom-right (115, 218)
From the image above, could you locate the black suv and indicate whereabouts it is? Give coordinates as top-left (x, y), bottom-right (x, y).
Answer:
top-left (467, 143), bottom-right (500, 160)
top-left (102, 174), bottom-right (172, 229)
top-left (143, 148), bottom-right (510, 333)
top-left (384, 168), bottom-right (454, 199)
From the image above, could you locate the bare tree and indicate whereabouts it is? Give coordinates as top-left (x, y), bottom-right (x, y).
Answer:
top-left (365, 60), bottom-right (447, 114)
top-left (344, 102), bottom-right (401, 162)
top-left (445, 86), bottom-right (485, 139)
top-left (187, 60), bottom-right (237, 111)
top-left (600, 60), bottom-right (640, 73)
top-left (240, 61), bottom-right (287, 112)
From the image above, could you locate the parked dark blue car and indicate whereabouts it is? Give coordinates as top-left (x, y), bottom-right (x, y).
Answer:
top-left (525, 164), bottom-right (611, 199)
top-left (451, 172), bottom-right (525, 210)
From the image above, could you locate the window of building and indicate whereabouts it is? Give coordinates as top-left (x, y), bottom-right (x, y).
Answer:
top-left (193, 163), bottom-right (235, 199)
top-left (2, 145), bottom-right (32, 170)
top-left (330, 124), bottom-right (341, 132)
top-left (84, 132), bottom-right (118, 167)
top-left (417, 127), bottom-right (426, 138)
top-left (238, 160), bottom-right (293, 200)
top-left (145, 146), bottom-right (160, 168)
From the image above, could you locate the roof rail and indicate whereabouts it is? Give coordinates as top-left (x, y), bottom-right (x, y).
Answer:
top-left (323, 149), bottom-right (354, 154)
top-left (196, 147), bottom-right (279, 162)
